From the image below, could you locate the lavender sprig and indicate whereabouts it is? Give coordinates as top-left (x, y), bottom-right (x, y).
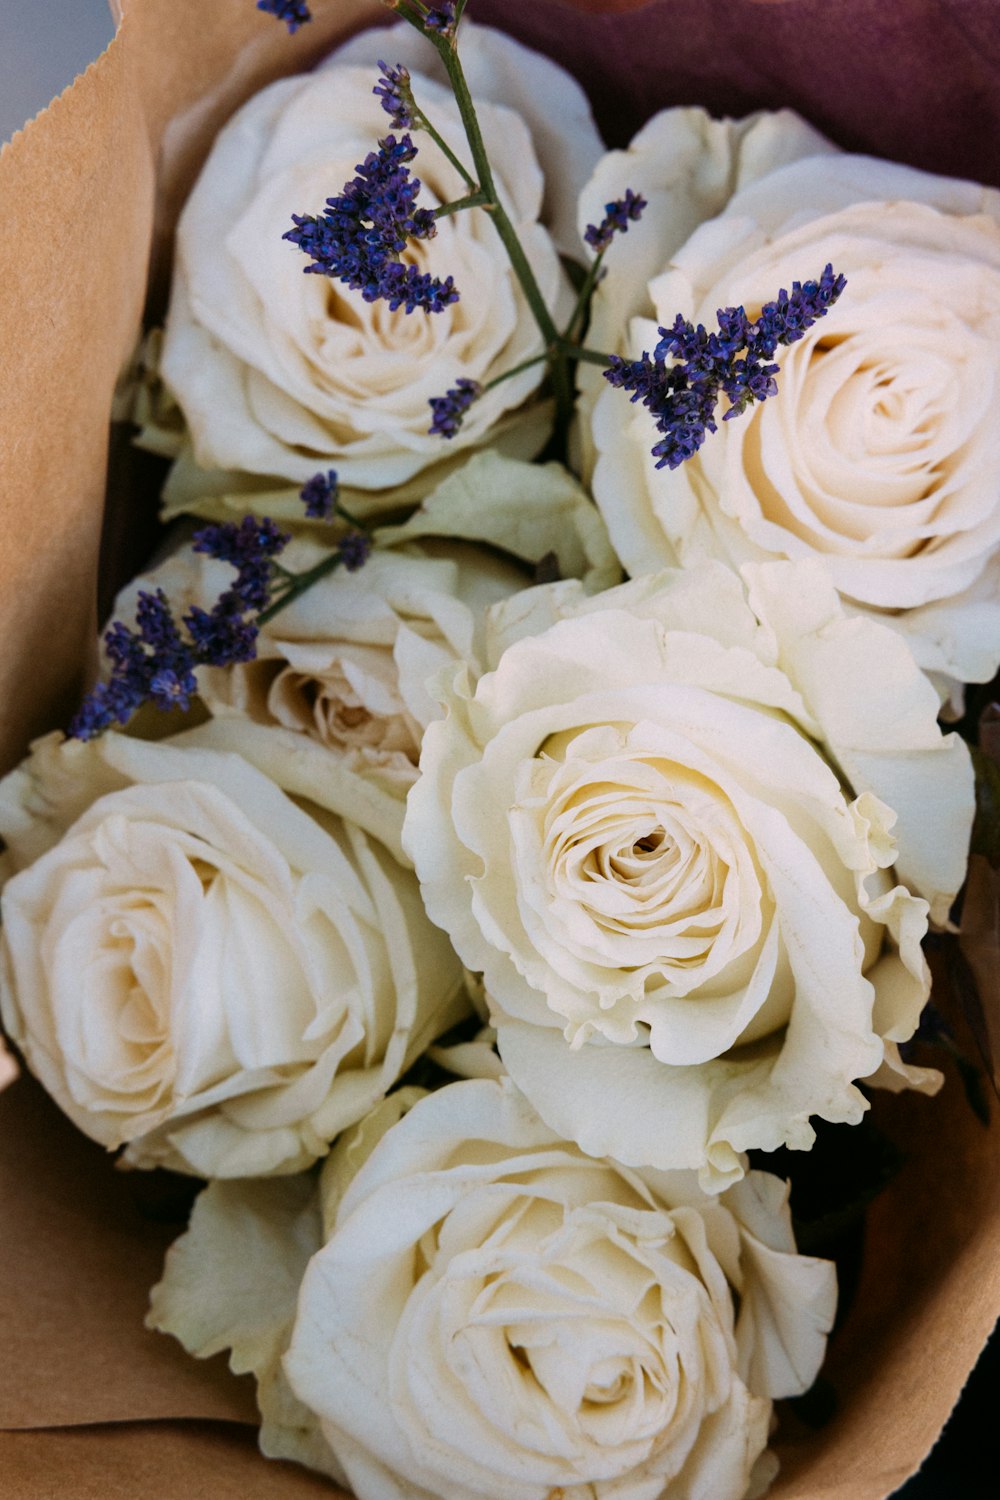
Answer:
top-left (424, 3), bottom-right (458, 36)
top-left (257, 0), bottom-right (311, 33)
top-left (300, 469), bottom-right (341, 521)
top-left (584, 189), bottom-right (647, 254)
top-left (374, 62), bottom-right (418, 131)
top-left (605, 264), bottom-right (846, 469)
top-left (70, 517), bottom-right (290, 740)
top-left (294, 471), bottom-right (372, 569)
top-left (285, 134), bottom-right (458, 315)
top-left (70, 483), bottom-right (380, 739)
top-left (428, 377), bottom-right (481, 438)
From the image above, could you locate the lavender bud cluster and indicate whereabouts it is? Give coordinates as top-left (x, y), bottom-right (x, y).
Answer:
top-left (424, 3), bottom-right (458, 36)
top-left (69, 517), bottom-right (289, 740)
top-left (256, 0), bottom-right (311, 33)
top-left (300, 469), bottom-right (341, 521)
top-left (605, 263), bottom-right (846, 469)
top-left (428, 377), bottom-right (481, 438)
top-left (374, 61), bottom-right (417, 131)
top-left (285, 134), bottom-right (458, 315)
top-left (584, 189), bottom-right (647, 253)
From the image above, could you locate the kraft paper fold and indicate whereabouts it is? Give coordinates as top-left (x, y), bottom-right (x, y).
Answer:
top-left (0, 2), bottom-right (997, 1497)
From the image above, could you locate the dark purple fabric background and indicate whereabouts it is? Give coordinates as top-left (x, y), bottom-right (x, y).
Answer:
top-left (472, 0), bottom-right (1000, 187)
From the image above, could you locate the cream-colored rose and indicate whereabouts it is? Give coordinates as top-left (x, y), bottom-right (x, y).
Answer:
top-left (587, 109), bottom-right (1000, 688)
top-left (113, 533), bottom-right (525, 861)
top-left (404, 562), bottom-right (973, 1187)
top-left (158, 22), bottom-right (599, 502)
top-left (151, 1078), bottom-right (837, 1500)
top-left (0, 730), bottom-right (466, 1177)
top-left (574, 106), bottom-right (835, 474)
top-left (110, 453), bottom-right (618, 861)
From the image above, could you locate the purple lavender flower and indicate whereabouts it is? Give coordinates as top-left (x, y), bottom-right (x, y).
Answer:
top-left (605, 264), bottom-right (846, 469)
top-left (428, 377), bottom-right (481, 438)
top-left (285, 134), bottom-right (458, 315)
top-left (584, 189), bottom-right (647, 254)
top-left (338, 530), bottom-right (373, 572)
top-left (374, 62), bottom-right (416, 131)
top-left (300, 469), bottom-right (340, 521)
top-left (70, 518), bottom-right (290, 740)
top-left (425, 3), bottom-right (458, 35)
top-left (256, 0), bottom-right (311, 33)
top-left (193, 515), bottom-right (289, 611)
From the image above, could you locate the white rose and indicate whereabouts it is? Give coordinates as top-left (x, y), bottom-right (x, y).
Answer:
top-left (404, 561), bottom-right (973, 1187)
top-left (0, 730), bottom-right (466, 1177)
top-left (574, 107), bottom-right (836, 474)
top-left (109, 453), bottom-right (618, 862)
top-left (587, 109), bottom-right (1000, 688)
top-left (159, 23), bottom-right (600, 499)
top-left (151, 1078), bottom-right (837, 1500)
top-left (114, 532), bottom-right (526, 862)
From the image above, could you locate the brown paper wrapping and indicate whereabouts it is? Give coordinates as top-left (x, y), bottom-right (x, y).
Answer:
top-left (0, 1), bottom-right (997, 1495)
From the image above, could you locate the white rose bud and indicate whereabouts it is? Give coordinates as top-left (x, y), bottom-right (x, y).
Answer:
top-left (0, 730), bottom-right (466, 1177)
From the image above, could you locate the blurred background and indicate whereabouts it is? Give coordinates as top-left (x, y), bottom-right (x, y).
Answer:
top-left (0, 1), bottom-right (995, 1496)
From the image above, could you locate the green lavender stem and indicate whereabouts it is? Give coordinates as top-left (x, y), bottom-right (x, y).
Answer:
top-left (395, 11), bottom-right (572, 428)
top-left (435, 189), bottom-right (490, 219)
top-left (416, 112), bottom-right (477, 190)
top-left (563, 249), bottom-right (608, 344)
top-left (258, 551), bottom-right (345, 626)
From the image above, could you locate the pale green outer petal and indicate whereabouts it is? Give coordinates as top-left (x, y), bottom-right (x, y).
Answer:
top-left (723, 1173), bottom-right (838, 1400)
top-left (427, 1025), bottom-right (504, 1086)
top-left (377, 451), bottom-right (621, 595)
top-left (147, 1175), bottom-right (347, 1486)
top-left (743, 559), bottom-right (974, 920)
top-left (156, 403), bottom-right (556, 528)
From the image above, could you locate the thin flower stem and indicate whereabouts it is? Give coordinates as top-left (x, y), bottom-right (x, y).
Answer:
top-left (424, 25), bottom-right (573, 428)
top-left (482, 352), bottom-right (549, 392)
top-left (258, 552), bottom-right (344, 626)
top-left (435, 189), bottom-right (489, 219)
top-left (432, 43), bottom-right (558, 348)
top-left (395, 3), bottom-right (571, 426)
top-left (563, 249), bottom-right (607, 344)
top-left (555, 340), bottom-right (615, 369)
top-left (334, 500), bottom-right (367, 529)
top-left (392, 1), bottom-right (430, 23)
top-left (416, 113), bottom-right (477, 191)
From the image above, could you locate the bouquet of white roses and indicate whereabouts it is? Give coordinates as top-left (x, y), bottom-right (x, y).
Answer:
top-left (0, 2), bottom-right (998, 1498)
